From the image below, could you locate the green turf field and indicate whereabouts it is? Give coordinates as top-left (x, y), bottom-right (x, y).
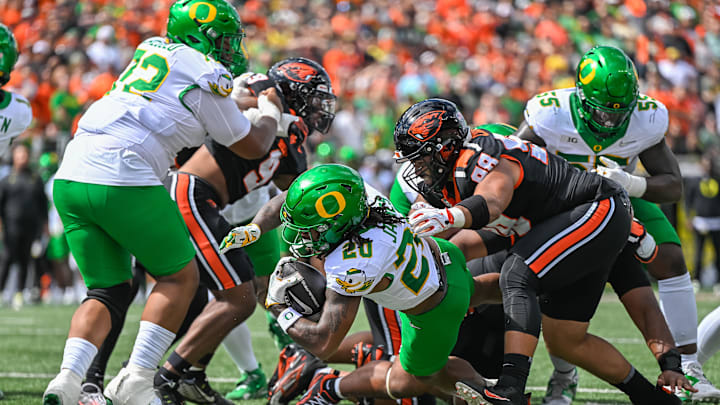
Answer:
top-left (2, 291), bottom-right (720, 404)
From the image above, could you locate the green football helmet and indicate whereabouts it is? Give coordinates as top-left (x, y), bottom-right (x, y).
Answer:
top-left (281, 164), bottom-right (369, 257)
top-left (575, 46), bottom-right (638, 135)
top-left (166, 0), bottom-right (248, 76)
top-left (0, 24), bottom-right (18, 87)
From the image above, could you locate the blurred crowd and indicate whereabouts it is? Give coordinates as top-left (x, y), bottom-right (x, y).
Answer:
top-left (1, 0), bottom-right (720, 301)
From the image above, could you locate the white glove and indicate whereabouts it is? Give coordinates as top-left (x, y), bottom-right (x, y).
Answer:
top-left (219, 223), bottom-right (262, 254)
top-left (266, 257), bottom-right (303, 307)
top-left (408, 206), bottom-right (465, 237)
top-left (277, 113), bottom-right (299, 137)
top-left (595, 156), bottom-right (647, 198)
top-left (410, 202), bottom-right (433, 211)
top-left (628, 219), bottom-right (658, 263)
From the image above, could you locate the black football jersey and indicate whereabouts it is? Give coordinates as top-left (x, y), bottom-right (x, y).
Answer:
top-left (205, 71), bottom-right (309, 203)
top-left (205, 120), bottom-right (308, 204)
top-left (443, 128), bottom-right (624, 238)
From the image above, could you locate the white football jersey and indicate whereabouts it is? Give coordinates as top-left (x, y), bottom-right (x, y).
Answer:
top-left (56, 37), bottom-right (248, 186)
top-left (524, 88), bottom-right (668, 173)
top-left (323, 185), bottom-right (442, 311)
top-left (0, 91), bottom-right (32, 155)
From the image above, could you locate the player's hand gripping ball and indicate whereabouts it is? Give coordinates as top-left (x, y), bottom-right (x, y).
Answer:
top-left (267, 258), bottom-right (326, 316)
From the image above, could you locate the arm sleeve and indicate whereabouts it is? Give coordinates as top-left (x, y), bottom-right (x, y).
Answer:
top-left (182, 87), bottom-right (252, 147)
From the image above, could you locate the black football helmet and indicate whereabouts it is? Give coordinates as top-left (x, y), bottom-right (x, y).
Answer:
top-left (393, 98), bottom-right (468, 207)
top-left (268, 57), bottom-right (336, 134)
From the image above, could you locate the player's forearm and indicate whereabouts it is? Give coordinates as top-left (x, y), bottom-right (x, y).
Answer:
top-left (620, 286), bottom-right (676, 359)
top-left (269, 304), bottom-right (344, 360)
top-left (252, 191), bottom-right (286, 234)
top-left (642, 174), bottom-right (683, 203)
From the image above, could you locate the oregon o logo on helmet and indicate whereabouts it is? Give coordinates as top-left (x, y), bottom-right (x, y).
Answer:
top-left (578, 59), bottom-right (596, 85)
top-left (189, 2), bottom-right (217, 23)
top-left (315, 191), bottom-right (346, 218)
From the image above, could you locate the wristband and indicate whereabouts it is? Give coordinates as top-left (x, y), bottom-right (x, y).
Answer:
top-left (277, 307), bottom-right (303, 333)
top-left (447, 207), bottom-right (466, 228)
top-left (456, 195), bottom-right (490, 229)
top-left (627, 174), bottom-right (647, 198)
top-left (658, 348), bottom-right (682, 373)
top-left (258, 94), bottom-right (282, 123)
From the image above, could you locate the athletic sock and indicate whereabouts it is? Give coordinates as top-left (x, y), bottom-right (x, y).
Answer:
top-left (658, 273), bottom-right (698, 347)
top-left (128, 321), bottom-right (175, 370)
top-left (222, 322), bottom-right (259, 372)
top-left (60, 337), bottom-right (99, 379)
top-left (549, 354), bottom-right (576, 374)
top-left (698, 306), bottom-right (720, 365)
top-left (497, 353), bottom-right (531, 392)
top-left (612, 366), bottom-right (655, 402)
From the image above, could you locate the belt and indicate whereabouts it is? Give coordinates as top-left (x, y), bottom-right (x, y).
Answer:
top-left (403, 238), bottom-right (449, 316)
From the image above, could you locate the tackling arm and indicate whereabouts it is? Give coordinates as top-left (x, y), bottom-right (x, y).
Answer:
top-left (269, 291), bottom-right (361, 360)
top-left (227, 88), bottom-right (283, 159)
top-left (637, 138), bottom-right (683, 203)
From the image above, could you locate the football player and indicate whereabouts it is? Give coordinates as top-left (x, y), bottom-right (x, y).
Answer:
top-left (394, 99), bottom-right (684, 404)
top-left (161, 56), bottom-right (334, 403)
top-left (515, 45), bottom-right (719, 403)
top-left (225, 163), bottom-right (502, 403)
top-left (43, 0), bottom-right (283, 403)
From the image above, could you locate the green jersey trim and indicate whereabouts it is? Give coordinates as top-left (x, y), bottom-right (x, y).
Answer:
top-left (178, 84), bottom-right (200, 114)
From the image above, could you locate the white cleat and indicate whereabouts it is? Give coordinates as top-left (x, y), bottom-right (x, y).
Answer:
top-left (682, 361), bottom-right (720, 403)
top-left (104, 363), bottom-right (157, 405)
top-left (542, 368), bottom-right (578, 405)
top-left (43, 369), bottom-right (82, 405)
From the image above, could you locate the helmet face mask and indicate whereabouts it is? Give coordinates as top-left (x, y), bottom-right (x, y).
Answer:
top-left (0, 24), bottom-right (19, 87)
top-left (268, 57), bottom-right (336, 134)
top-left (167, 0), bottom-right (248, 76)
top-left (393, 99), bottom-right (468, 207)
top-left (575, 46), bottom-right (638, 136)
top-left (281, 164), bottom-right (368, 257)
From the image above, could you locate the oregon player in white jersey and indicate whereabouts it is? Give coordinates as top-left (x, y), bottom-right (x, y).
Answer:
top-left (516, 45), bottom-right (720, 403)
top-left (0, 23), bottom-right (31, 402)
top-left (223, 164), bottom-right (500, 404)
top-left (43, 1), bottom-right (283, 404)
top-left (0, 24), bottom-right (32, 155)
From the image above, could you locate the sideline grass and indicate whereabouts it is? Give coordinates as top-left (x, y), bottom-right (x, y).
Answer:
top-left (2, 292), bottom-right (720, 404)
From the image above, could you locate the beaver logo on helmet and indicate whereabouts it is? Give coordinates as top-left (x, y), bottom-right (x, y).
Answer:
top-left (277, 62), bottom-right (318, 83)
top-left (408, 110), bottom-right (446, 141)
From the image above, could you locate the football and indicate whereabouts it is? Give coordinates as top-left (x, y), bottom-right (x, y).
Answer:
top-left (283, 260), bottom-right (327, 316)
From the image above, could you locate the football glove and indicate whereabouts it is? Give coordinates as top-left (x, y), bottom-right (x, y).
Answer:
top-left (595, 157), bottom-right (647, 198)
top-left (627, 219), bottom-right (658, 263)
top-left (408, 206), bottom-right (465, 236)
top-left (266, 257), bottom-right (303, 308)
top-left (219, 223), bottom-right (261, 254)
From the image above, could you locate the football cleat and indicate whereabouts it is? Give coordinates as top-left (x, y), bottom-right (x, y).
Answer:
top-left (680, 361), bottom-right (720, 402)
top-left (541, 368), bottom-right (578, 405)
top-left (350, 342), bottom-right (388, 368)
top-left (78, 382), bottom-right (110, 405)
top-left (153, 377), bottom-right (185, 405)
top-left (104, 364), bottom-right (156, 405)
top-left (43, 369), bottom-right (82, 405)
top-left (296, 369), bottom-right (342, 405)
top-left (269, 344), bottom-right (327, 405)
top-left (176, 369), bottom-right (233, 405)
top-left (225, 366), bottom-right (267, 400)
top-left (456, 380), bottom-right (530, 405)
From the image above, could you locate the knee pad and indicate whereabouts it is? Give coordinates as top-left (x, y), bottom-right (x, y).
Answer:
top-left (499, 254), bottom-right (541, 336)
top-left (84, 282), bottom-right (134, 329)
